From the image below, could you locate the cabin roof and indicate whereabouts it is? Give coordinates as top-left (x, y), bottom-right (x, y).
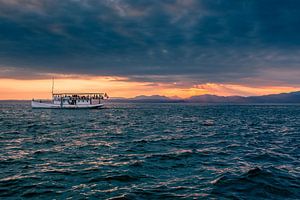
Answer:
top-left (53, 93), bottom-right (105, 95)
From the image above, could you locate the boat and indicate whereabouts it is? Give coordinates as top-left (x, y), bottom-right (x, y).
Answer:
top-left (32, 93), bottom-right (108, 109)
top-left (31, 79), bottom-right (108, 109)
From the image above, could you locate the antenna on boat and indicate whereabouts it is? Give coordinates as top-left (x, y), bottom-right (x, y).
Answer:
top-left (51, 77), bottom-right (54, 96)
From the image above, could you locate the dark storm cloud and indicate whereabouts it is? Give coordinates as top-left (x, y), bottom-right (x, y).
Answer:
top-left (0, 0), bottom-right (300, 85)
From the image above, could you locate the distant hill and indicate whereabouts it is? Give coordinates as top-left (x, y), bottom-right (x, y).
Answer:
top-left (186, 94), bottom-right (247, 103)
top-left (246, 91), bottom-right (300, 103)
top-left (107, 91), bottom-right (300, 103)
top-left (186, 91), bottom-right (300, 103)
top-left (133, 95), bottom-right (171, 101)
top-left (108, 95), bottom-right (184, 103)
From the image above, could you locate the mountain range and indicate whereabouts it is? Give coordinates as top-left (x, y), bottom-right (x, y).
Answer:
top-left (108, 91), bottom-right (300, 103)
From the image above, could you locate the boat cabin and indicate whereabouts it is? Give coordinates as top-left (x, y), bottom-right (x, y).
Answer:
top-left (52, 93), bottom-right (107, 106)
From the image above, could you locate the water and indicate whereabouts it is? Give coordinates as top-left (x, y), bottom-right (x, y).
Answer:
top-left (0, 102), bottom-right (299, 199)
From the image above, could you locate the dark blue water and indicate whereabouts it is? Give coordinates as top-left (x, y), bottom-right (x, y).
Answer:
top-left (0, 102), bottom-right (299, 199)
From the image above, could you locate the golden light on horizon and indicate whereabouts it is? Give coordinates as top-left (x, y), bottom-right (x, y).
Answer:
top-left (0, 76), bottom-right (299, 100)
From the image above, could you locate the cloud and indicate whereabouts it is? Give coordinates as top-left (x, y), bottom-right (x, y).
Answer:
top-left (0, 0), bottom-right (300, 86)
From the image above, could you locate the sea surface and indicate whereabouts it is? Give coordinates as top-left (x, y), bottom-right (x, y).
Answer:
top-left (0, 101), bottom-right (299, 199)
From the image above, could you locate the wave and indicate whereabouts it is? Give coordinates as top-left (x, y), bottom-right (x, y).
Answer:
top-left (211, 167), bottom-right (300, 199)
top-left (88, 173), bottom-right (150, 183)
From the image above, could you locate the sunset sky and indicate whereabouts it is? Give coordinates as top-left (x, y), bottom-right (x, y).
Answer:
top-left (1, 0), bottom-right (300, 99)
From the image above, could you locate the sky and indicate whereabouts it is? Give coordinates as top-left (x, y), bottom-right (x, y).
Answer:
top-left (0, 0), bottom-right (300, 99)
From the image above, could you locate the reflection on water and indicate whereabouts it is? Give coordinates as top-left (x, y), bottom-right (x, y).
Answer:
top-left (0, 102), bottom-right (300, 199)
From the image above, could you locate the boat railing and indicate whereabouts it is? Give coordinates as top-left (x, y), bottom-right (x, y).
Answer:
top-left (32, 99), bottom-right (52, 103)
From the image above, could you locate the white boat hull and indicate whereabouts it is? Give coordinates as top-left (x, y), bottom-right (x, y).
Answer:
top-left (31, 101), bottom-right (104, 109)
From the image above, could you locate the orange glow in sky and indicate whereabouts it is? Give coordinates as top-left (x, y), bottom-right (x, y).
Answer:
top-left (0, 76), bottom-right (299, 100)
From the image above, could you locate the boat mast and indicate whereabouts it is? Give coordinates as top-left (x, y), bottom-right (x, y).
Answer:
top-left (51, 77), bottom-right (54, 96)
